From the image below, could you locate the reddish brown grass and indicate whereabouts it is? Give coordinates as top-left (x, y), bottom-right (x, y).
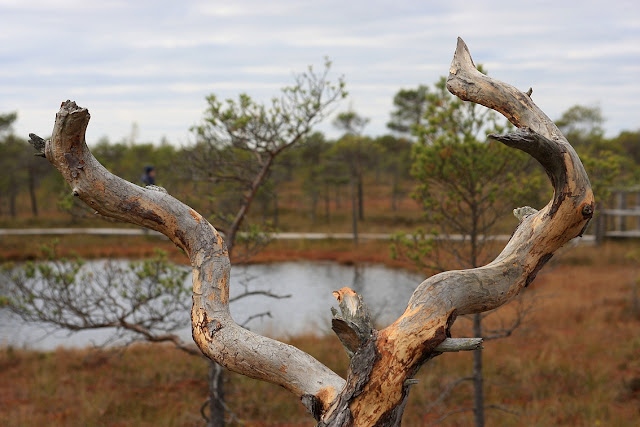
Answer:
top-left (1, 261), bottom-right (639, 426)
top-left (1, 192), bottom-right (639, 425)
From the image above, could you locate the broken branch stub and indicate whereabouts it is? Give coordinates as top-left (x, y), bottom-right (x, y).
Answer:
top-left (330, 287), bottom-right (482, 360)
top-left (331, 287), bottom-right (374, 358)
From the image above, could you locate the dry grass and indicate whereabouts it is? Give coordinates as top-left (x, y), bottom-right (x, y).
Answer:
top-left (2, 187), bottom-right (639, 425)
top-left (1, 261), bottom-right (639, 426)
top-left (415, 263), bottom-right (640, 426)
top-left (0, 345), bottom-right (209, 426)
top-left (0, 235), bottom-right (409, 273)
top-left (0, 234), bottom-right (184, 264)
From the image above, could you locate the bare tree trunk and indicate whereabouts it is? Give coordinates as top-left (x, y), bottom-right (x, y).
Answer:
top-left (469, 216), bottom-right (485, 427)
top-left (28, 165), bottom-right (39, 216)
top-left (272, 191), bottom-right (279, 228)
top-left (310, 191), bottom-right (318, 224)
top-left (207, 362), bottom-right (226, 427)
top-left (357, 174), bottom-right (364, 221)
top-left (472, 313), bottom-right (484, 427)
top-left (350, 176), bottom-right (359, 246)
top-left (324, 183), bottom-right (331, 222)
top-left (226, 154), bottom-right (275, 253)
top-left (391, 171), bottom-right (399, 212)
top-left (9, 187), bottom-right (17, 218)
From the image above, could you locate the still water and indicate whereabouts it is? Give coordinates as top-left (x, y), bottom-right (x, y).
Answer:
top-left (0, 261), bottom-right (424, 350)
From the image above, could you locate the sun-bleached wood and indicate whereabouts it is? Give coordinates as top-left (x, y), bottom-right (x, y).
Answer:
top-left (317, 38), bottom-right (594, 426)
top-left (32, 100), bottom-right (346, 416)
top-left (31, 38), bottom-right (593, 426)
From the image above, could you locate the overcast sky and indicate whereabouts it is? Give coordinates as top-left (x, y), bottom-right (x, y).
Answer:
top-left (1, 0), bottom-right (638, 145)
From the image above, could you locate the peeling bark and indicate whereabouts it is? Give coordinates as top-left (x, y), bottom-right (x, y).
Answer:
top-left (31, 38), bottom-right (593, 426)
top-left (319, 38), bottom-right (594, 425)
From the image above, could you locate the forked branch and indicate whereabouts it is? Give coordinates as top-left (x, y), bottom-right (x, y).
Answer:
top-left (30, 38), bottom-right (593, 426)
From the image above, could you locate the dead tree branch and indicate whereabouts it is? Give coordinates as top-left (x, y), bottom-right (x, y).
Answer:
top-left (318, 38), bottom-right (594, 425)
top-left (30, 38), bottom-right (593, 425)
top-left (29, 101), bottom-right (346, 416)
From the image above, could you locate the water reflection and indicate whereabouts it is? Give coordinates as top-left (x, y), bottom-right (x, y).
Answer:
top-left (0, 261), bottom-right (424, 350)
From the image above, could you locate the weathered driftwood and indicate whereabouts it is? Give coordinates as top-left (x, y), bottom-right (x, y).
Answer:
top-left (30, 38), bottom-right (593, 426)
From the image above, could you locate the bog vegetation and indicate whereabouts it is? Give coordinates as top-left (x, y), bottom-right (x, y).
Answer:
top-left (0, 83), bottom-right (636, 234)
top-left (1, 251), bottom-right (639, 426)
top-left (0, 61), bottom-right (639, 425)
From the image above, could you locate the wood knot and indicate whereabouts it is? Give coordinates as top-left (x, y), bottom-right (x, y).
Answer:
top-left (207, 320), bottom-right (222, 337)
top-left (581, 204), bottom-right (593, 218)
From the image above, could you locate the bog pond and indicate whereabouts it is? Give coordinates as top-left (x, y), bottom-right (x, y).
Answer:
top-left (0, 261), bottom-right (424, 350)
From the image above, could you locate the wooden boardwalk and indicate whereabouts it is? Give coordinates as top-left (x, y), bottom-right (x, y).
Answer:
top-left (0, 228), bottom-right (596, 243)
top-left (595, 186), bottom-right (640, 242)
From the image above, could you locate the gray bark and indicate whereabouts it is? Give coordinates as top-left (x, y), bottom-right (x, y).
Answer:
top-left (28, 165), bottom-right (38, 216)
top-left (350, 176), bottom-right (358, 246)
top-left (207, 362), bottom-right (225, 427)
top-left (472, 313), bottom-right (484, 427)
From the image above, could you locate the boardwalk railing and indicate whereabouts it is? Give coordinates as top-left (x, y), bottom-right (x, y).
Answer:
top-left (595, 186), bottom-right (640, 242)
top-left (0, 228), bottom-right (596, 243)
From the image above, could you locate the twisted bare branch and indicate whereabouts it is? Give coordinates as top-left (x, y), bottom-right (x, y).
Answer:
top-left (31, 38), bottom-right (593, 426)
top-left (33, 101), bottom-right (345, 416)
top-left (319, 38), bottom-right (594, 425)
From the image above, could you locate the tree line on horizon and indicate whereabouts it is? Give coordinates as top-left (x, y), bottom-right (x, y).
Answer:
top-left (0, 76), bottom-right (637, 235)
top-left (0, 63), bottom-right (635, 426)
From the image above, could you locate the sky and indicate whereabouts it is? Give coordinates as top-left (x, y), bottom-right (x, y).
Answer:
top-left (1, 0), bottom-right (639, 146)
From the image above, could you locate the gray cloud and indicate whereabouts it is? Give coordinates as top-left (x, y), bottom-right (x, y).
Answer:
top-left (1, 0), bottom-right (638, 144)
